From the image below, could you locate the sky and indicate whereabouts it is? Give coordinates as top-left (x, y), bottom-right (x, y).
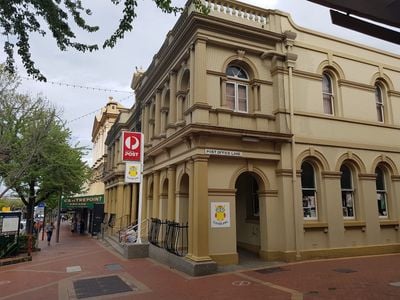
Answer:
top-left (7, 0), bottom-right (400, 166)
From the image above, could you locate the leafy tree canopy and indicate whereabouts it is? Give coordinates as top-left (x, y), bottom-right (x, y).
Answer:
top-left (0, 0), bottom-right (208, 81)
top-left (0, 67), bottom-right (91, 233)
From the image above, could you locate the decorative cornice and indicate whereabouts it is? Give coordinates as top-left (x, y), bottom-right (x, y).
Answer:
top-left (391, 175), bottom-right (400, 181)
top-left (275, 169), bottom-right (301, 177)
top-left (338, 79), bottom-right (375, 92)
top-left (358, 173), bottom-right (376, 180)
top-left (208, 188), bottom-right (236, 196)
top-left (322, 171), bottom-right (342, 179)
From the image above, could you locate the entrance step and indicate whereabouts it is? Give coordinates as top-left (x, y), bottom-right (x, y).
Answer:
top-left (103, 234), bottom-right (148, 259)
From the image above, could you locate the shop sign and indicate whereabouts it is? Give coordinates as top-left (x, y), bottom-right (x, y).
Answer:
top-left (125, 162), bottom-right (142, 183)
top-left (211, 202), bottom-right (231, 228)
top-left (61, 194), bottom-right (104, 209)
top-left (122, 131), bottom-right (142, 161)
top-left (205, 149), bottom-right (242, 157)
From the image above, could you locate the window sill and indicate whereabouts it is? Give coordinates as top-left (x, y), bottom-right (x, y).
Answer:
top-left (344, 221), bottom-right (366, 231)
top-left (303, 222), bottom-right (328, 232)
top-left (379, 220), bottom-right (399, 229)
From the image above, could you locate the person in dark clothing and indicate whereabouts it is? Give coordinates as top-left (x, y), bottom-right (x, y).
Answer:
top-left (79, 219), bottom-right (85, 234)
top-left (45, 222), bottom-right (54, 246)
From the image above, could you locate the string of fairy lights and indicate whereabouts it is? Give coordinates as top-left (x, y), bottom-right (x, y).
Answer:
top-left (21, 76), bottom-right (134, 124)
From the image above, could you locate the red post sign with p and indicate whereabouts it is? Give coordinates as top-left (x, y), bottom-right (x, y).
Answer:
top-left (122, 132), bottom-right (142, 161)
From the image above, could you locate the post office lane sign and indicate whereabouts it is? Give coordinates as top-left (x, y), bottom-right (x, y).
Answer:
top-left (122, 131), bottom-right (142, 161)
top-left (211, 202), bottom-right (231, 228)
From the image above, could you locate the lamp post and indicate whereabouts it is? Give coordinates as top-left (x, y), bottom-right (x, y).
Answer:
top-left (56, 191), bottom-right (62, 243)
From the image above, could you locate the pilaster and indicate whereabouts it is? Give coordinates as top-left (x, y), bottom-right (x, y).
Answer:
top-left (167, 166), bottom-right (177, 220)
top-left (187, 155), bottom-right (211, 262)
top-left (152, 171), bottom-right (160, 218)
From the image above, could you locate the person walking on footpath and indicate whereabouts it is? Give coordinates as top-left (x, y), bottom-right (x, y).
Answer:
top-left (45, 222), bottom-right (55, 246)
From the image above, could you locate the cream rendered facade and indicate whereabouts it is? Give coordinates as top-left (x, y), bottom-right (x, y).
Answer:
top-left (108, 0), bottom-right (400, 265)
top-left (103, 105), bottom-right (142, 232)
top-left (87, 98), bottom-right (127, 196)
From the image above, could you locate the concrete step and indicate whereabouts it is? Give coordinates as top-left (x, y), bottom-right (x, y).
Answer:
top-left (103, 234), bottom-right (124, 257)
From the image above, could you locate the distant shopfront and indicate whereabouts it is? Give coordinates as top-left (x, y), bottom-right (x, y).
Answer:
top-left (61, 195), bottom-right (104, 236)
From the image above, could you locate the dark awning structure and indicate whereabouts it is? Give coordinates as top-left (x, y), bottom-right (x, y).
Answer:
top-left (307, 0), bottom-right (400, 44)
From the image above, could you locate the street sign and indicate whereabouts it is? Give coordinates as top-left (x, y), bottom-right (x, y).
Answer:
top-left (61, 195), bottom-right (104, 209)
top-left (122, 131), bottom-right (142, 161)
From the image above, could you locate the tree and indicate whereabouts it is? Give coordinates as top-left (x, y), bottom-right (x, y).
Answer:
top-left (0, 65), bottom-right (55, 198)
top-left (0, 68), bottom-right (91, 234)
top-left (0, 0), bottom-right (208, 81)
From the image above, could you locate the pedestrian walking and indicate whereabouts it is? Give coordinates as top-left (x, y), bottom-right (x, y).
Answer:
top-left (45, 222), bottom-right (54, 246)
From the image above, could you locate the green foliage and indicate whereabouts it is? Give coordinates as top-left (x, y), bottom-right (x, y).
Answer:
top-left (0, 198), bottom-right (24, 211)
top-left (17, 234), bottom-right (37, 252)
top-left (0, 67), bottom-right (91, 233)
top-left (0, 0), bottom-right (208, 81)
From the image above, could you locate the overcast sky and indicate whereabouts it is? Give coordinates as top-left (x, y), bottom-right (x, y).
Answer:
top-left (8, 0), bottom-right (400, 166)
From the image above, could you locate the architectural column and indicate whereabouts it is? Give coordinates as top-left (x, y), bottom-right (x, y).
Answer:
top-left (187, 156), bottom-right (211, 262)
top-left (104, 187), bottom-right (109, 213)
top-left (152, 171), bottom-right (160, 218)
top-left (169, 71), bottom-right (177, 125)
top-left (141, 176), bottom-right (148, 222)
top-left (322, 172), bottom-right (345, 247)
top-left (220, 77), bottom-right (227, 107)
top-left (155, 90), bottom-right (161, 137)
top-left (176, 93), bottom-right (184, 123)
top-left (391, 175), bottom-right (400, 221)
top-left (116, 183), bottom-right (124, 229)
top-left (189, 44), bottom-right (195, 107)
top-left (160, 107), bottom-right (167, 136)
top-left (192, 38), bottom-right (208, 105)
top-left (359, 173), bottom-right (380, 244)
top-left (252, 82), bottom-right (260, 112)
top-left (123, 184), bottom-right (131, 226)
top-left (143, 104), bottom-right (150, 144)
top-left (167, 166), bottom-right (176, 221)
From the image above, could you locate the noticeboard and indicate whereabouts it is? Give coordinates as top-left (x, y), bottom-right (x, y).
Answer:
top-left (0, 212), bottom-right (21, 236)
top-left (61, 194), bottom-right (104, 209)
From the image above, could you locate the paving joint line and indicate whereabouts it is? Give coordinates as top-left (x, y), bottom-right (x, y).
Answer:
top-left (236, 272), bottom-right (303, 300)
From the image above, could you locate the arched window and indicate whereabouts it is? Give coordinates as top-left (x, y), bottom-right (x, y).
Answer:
top-left (375, 166), bottom-right (388, 218)
top-left (226, 65), bottom-right (249, 113)
top-left (301, 161), bottom-right (317, 220)
top-left (322, 73), bottom-right (334, 115)
top-left (375, 84), bottom-right (385, 122)
top-left (340, 165), bottom-right (355, 219)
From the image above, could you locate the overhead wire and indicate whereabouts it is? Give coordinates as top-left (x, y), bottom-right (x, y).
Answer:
top-left (66, 93), bottom-right (134, 124)
top-left (21, 76), bottom-right (133, 94)
top-left (20, 76), bottom-right (134, 124)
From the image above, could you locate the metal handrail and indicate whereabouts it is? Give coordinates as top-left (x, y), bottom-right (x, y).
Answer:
top-left (149, 218), bottom-right (188, 257)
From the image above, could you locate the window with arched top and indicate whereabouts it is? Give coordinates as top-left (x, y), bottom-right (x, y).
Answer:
top-left (322, 73), bottom-right (334, 115)
top-left (340, 165), bottom-right (355, 219)
top-left (301, 161), bottom-right (318, 220)
top-left (375, 84), bottom-right (385, 122)
top-left (375, 166), bottom-right (388, 218)
top-left (226, 65), bottom-right (249, 113)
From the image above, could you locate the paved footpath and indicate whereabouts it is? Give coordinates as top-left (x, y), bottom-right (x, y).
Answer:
top-left (1, 223), bottom-right (400, 300)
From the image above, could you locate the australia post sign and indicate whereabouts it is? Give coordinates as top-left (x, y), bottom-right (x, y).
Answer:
top-left (122, 131), bottom-right (142, 161)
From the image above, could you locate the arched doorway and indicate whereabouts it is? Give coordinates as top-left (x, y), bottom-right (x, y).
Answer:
top-left (147, 182), bottom-right (153, 219)
top-left (235, 172), bottom-right (263, 261)
top-left (160, 179), bottom-right (168, 220)
top-left (177, 174), bottom-right (189, 223)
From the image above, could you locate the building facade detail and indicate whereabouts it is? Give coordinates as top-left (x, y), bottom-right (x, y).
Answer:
top-left (104, 0), bottom-right (400, 265)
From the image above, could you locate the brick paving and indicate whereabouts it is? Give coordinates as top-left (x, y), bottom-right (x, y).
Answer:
top-left (0, 223), bottom-right (400, 299)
